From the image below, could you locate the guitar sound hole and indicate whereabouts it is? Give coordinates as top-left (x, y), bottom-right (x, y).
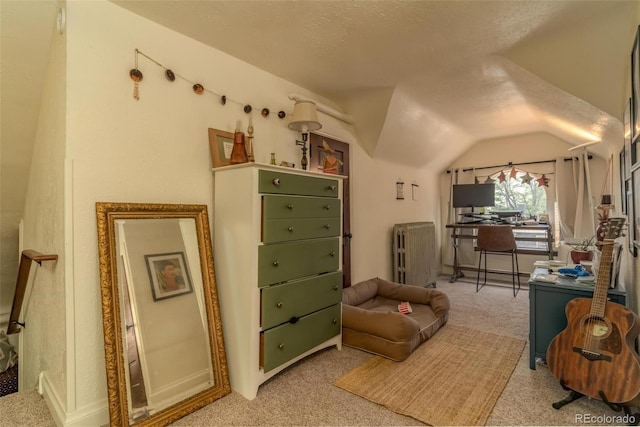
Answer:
top-left (580, 316), bottom-right (610, 338)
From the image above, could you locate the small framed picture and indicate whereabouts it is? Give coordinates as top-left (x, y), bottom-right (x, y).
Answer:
top-left (145, 252), bottom-right (193, 301)
top-left (208, 128), bottom-right (234, 168)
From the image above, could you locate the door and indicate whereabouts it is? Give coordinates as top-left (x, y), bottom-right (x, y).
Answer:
top-left (309, 133), bottom-right (352, 287)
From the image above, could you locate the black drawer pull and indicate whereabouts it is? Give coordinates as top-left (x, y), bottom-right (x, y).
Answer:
top-left (272, 260), bottom-right (279, 267)
top-left (289, 316), bottom-right (299, 324)
top-left (273, 178), bottom-right (281, 186)
top-left (288, 226), bottom-right (294, 232)
top-left (324, 224), bottom-right (331, 229)
top-left (278, 343), bottom-right (285, 349)
top-left (329, 251), bottom-right (336, 257)
top-left (287, 204), bottom-right (293, 209)
top-left (276, 302), bottom-right (283, 308)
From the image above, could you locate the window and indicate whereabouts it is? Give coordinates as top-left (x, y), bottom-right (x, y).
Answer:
top-left (491, 170), bottom-right (547, 219)
top-left (489, 169), bottom-right (549, 251)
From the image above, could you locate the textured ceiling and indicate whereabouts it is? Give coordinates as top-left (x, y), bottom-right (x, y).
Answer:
top-left (111, 0), bottom-right (637, 165)
top-left (1, 1), bottom-right (638, 290)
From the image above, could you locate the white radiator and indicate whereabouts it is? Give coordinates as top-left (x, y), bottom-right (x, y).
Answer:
top-left (392, 222), bottom-right (437, 287)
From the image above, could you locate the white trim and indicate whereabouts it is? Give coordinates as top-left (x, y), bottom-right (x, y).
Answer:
top-left (41, 371), bottom-right (109, 427)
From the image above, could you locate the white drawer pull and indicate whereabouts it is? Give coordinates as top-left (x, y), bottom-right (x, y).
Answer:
top-left (287, 204), bottom-right (293, 209)
top-left (328, 185), bottom-right (336, 191)
top-left (276, 302), bottom-right (283, 308)
top-left (324, 224), bottom-right (331, 229)
top-left (332, 319), bottom-right (338, 324)
top-left (329, 251), bottom-right (336, 257)
top-left (273, 178), bottom-right (281, 186)
top-left (272, 260), bottom-right (279, 267)
top-left (324, 204), bottom-right (331, 210)
top-left (288, 226), bottom-right (294, 232)
top-left (278, 343), bottom-right (285, 349)
top-left (333, 286), bottom-right (339, 291)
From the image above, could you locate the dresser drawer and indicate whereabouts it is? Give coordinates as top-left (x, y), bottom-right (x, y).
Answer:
top-left (258, 238), bottom-right (340, 286)
top-left (263, 195), bottom-right (340, 219)
top-left (263, 218), bottom-right (340, 243)
top-left (261, 271), bottom-right (342, 330)
top-left (259, 170), bottom-right (338, 198)
top-left (260, 304), bottom-right (341, 372)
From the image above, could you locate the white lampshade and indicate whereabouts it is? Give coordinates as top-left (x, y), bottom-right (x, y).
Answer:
top-left (288, 100), bottom-right (322, 133)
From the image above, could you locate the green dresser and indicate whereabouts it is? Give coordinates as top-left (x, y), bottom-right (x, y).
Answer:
top-left (213, 164), bottom-right (344, 400)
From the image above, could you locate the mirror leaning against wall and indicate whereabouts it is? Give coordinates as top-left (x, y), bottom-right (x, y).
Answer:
top-left (96, 202), bottom-right (230, 426)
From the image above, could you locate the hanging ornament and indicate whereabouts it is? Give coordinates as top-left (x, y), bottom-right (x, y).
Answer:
top-left (474, 177), bottom-right (480, 184)
top-left (193, 83), bottom-right (204, 94)
top-left (278, 111), bottom-right (286, 119)
top-left (536, 174), bottom-right (549, 187)
top-left (509, 167), bottom-right (518, 180)
top-left (261, 108), bottom-right (270, 117)
top-left (244, 104), bottom-right (252, 114)
top-left (129, 69), bottom-right (143, 101)
top-left (521, 172), bottom-right (533, 185)
top-left (484, 176), bottom-right (494, 184)
top-left (221, 95), bottom-right (227, 105)
top-left (498, 170), bottom-right (506, 183)
top-left (165, 69), bottom-right (175, 82)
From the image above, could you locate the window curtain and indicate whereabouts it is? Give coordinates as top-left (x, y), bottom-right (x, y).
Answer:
top-left (555, 154), bottom-right (594, 240)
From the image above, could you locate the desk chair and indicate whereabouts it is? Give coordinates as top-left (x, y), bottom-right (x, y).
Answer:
top-left (476, 225), bottom-right (520, 296)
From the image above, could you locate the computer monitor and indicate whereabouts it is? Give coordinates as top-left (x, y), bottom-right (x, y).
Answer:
top-left (452, 183), bottom-right (496, 210)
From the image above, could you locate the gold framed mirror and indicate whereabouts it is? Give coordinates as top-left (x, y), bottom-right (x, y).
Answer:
top-left (96, 202), bottom-right (230, 426)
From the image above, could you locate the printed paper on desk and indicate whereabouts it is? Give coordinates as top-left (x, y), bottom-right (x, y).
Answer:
top-left (531, 273), bottom-right (558, 284)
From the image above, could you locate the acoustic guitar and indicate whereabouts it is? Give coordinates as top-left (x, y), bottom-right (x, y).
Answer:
top-left (547, 218), bottom-right (640, 404)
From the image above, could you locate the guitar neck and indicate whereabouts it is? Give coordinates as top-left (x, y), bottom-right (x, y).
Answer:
top-left (590, 240), bottom-right (614, 318)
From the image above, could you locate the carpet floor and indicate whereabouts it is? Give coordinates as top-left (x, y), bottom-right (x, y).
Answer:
top-left (0, 277), bottom-right (633, 426)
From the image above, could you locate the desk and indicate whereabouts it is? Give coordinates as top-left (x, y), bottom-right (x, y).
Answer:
top-left (528, 269), bottom-right (626, 370)
top-left (446, 223), bottom-right (553, 283)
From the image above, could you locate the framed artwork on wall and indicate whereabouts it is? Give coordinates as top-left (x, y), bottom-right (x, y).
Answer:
top-left (632, 26), bottom-right (640, 170)
top-left (620, 148), bottom-right (627, 214)
top-left (145, 252), bottom-right (194, 301)
top-left (628, 182), bottom-right (636, 256)
top-left (625, 98), bottom-right (632, 179)
top-left (633, 168), bottom-right (640, 255)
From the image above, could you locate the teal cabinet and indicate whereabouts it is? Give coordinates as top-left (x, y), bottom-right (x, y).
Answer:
top-left (528, 270), bottom-right (626, 370)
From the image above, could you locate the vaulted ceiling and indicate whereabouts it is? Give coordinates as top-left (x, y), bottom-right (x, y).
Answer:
top-left (1, 0), bottom-right (638, 289)
top-left (110, 0), bottom-right (637, 165)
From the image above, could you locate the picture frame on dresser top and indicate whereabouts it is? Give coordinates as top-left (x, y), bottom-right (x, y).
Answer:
top-left (212, 163), bottom-right (346, 400)
top-left (208, 128), bottom-right (234, 167)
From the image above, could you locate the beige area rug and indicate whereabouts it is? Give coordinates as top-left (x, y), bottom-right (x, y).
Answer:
top-left (334, 324), bottom-right (525, 426)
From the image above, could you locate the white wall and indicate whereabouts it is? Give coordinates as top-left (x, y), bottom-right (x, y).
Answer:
top-left (21, 10), bottom-right (67, 410)
top-left (20, 1), bottom-right (443, 424)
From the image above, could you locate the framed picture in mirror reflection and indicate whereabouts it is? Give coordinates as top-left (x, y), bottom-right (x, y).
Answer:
top-left (145, 252), bottom-right (193, 301)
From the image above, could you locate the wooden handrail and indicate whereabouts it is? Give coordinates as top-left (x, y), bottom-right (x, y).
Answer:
top-left (7, 250), bottom-right (58, 334)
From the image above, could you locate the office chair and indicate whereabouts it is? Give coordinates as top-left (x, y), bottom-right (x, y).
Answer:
top-left (476, 225), bottom-right (520, 297)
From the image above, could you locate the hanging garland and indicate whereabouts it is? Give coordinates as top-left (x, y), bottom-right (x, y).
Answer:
top-left (474, 166), bottom-right (551, 187)
top-left (128, 48), bottom-right (287, 120)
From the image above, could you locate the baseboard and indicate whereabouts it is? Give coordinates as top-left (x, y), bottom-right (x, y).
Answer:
top-left (39, 372), bottom-right (109, 427)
